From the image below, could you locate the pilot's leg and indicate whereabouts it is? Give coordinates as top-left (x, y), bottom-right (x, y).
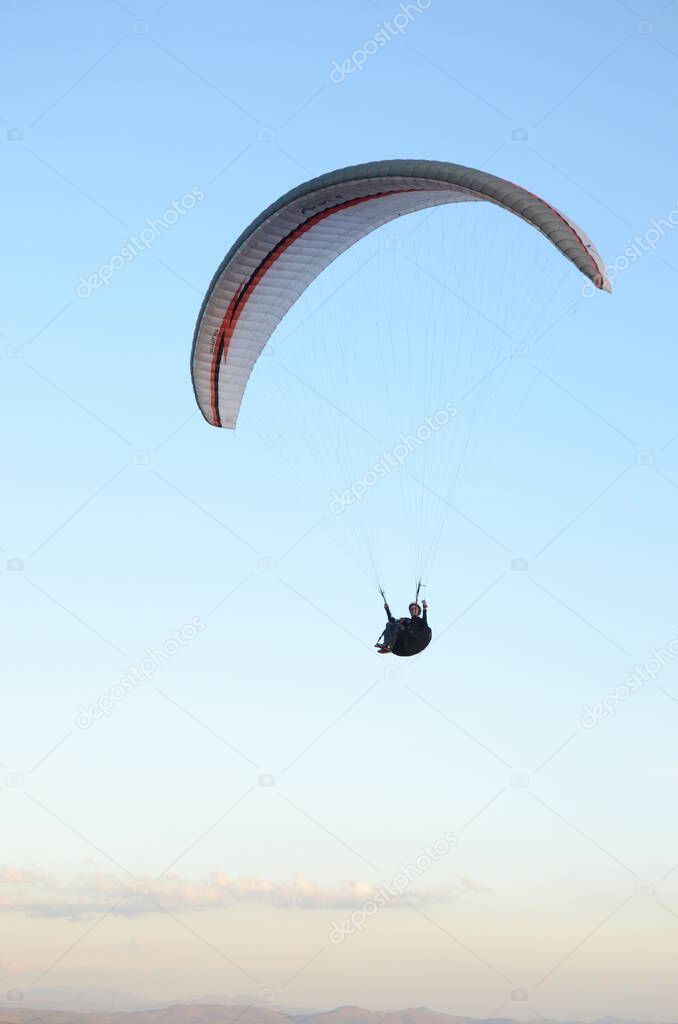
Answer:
top-left (376, 619), bottom-right (401, 652)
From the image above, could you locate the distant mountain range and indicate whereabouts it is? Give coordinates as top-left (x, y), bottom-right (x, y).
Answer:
top-left (0, 993), bottom-right (673, 1024)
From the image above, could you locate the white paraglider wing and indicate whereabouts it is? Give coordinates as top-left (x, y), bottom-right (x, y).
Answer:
top-left (191, 159), bottom-right (610, 429)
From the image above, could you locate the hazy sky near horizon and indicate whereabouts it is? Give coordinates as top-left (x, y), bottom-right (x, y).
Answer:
top-left (2, 0), bottom-right (678, 1020)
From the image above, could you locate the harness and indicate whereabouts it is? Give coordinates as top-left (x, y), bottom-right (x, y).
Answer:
top-left (376, 580), bottom-right (428, 652)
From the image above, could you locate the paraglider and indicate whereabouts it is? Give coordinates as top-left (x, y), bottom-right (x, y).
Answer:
top-left (190, 159), bottom-right (610, 655)
top-left (376, 595), bottom-right (431, 657)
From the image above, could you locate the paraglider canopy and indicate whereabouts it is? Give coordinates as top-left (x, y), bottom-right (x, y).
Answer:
top-left (191, 158), bottom-right (611, 430)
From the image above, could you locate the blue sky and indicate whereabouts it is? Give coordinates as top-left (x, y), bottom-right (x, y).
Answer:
top-left (2, 0), bottom-right (678, 1019)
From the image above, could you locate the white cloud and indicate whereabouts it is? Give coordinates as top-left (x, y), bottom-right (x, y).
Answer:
top-left (0, 865), bottom-right (45, 883)
top-left (0, 868), bottom-right (482, 920)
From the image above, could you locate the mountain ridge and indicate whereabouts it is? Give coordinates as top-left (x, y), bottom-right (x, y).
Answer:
top-left (0, 1000), bottom-right (674, 1024)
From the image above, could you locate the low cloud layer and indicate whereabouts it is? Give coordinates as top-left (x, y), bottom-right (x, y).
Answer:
top-left (0, 866), bottom-right (484, 921)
